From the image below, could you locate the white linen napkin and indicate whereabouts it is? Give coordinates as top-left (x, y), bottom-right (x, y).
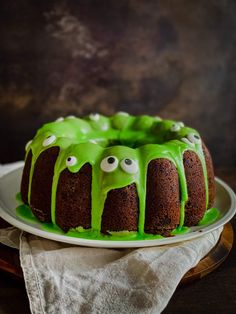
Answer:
top-left (0, 163), bottom-right (222, 314)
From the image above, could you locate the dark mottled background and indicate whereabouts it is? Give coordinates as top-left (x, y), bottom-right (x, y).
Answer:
top-left (0, 0), bottom-right (235, 167)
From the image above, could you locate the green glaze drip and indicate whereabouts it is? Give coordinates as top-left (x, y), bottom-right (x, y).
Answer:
top-left (19, 114), bottom-right (212, 240)
top-left (198, 207), bottom-right (220, 226)
top-left (16, 203), bottom-right (165, 240)
top-left (171, 226), bottom-right (190, 235)
top-left (16, 201), bottom-right (220, 240)
top-left (197, 144), bottom-right (209, 208)
top-left (16, 204), bottom-right (39, 224)
top-left (16, 192), bottom-right (23, 204)
top-left (26, 150), bottom-right (34, 204)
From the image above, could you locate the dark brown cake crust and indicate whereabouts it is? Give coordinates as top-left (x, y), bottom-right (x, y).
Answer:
top-left (30, 147), bottom-right (60, 222)
top-left (202, 142), bottom-right (216, 209)
top-left (101, 183), bottom-right (139, 233)
top-left (144, 159), bottom-right (180, 236)
top-left (56, 164), bottom-right (92, 232)
top-left (20, 150), bottom-right (32, 204)
top-left (183, 150), bottom-right (206, 226)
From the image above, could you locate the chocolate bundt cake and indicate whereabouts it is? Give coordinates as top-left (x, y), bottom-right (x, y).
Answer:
top-left (19, 113), bottom-right (216, 239)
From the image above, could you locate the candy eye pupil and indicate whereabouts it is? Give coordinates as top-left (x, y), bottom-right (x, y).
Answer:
top-left (101, 156), bottom-right (118, 172)
top-left (66, 156), bottom-right (77, 166)
top-left (120, 158), bottom-right (138, 174)
top-left (107, 157), bottom-right (115, 164)
top-left (43, 134), bottom-right (56, 147)
top-left (194, 135), bottom-right (200, 139)
top-left (125, 159), bottom-right (132, 165)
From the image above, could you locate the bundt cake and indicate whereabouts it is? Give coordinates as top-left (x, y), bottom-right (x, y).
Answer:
top-left (18, 113), bottom-right (216, 239)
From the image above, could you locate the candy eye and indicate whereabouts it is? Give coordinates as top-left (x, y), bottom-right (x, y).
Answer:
top-left (25, 140), bottom-right (32, 151)
top-left (89, 113), bottom-right (100, 121)
top-left (120, 158), bottom-right (138, 174)
top-left (181, 133), bottom-right (201, 146)
top-left (100, 156), bottom-right (118, 172)
top-left (171, 123), bottom-right (181, 132)
top-left (187, 133), bottom-right (201, 144)
top-left (89, 139), bottom-right (98, 144)
top-left (181, 137), bottom-right (194, 146)
top-left (117, 111), bottom-right (129, 116)
top-left (42, 135), bottom-right (56, 147)
top-left (171, 122), bottom-right (184, 132)
top-left (56, 117), bottom-right (64, 122)
top-left (66, 156), bottom-right (77, 166)
top-left (101, 124), bottom-right (109, 131)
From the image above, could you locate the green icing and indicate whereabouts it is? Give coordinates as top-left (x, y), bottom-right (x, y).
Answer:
top-left (198, 207), bottom-right (220, 226)
top-left (17, 204), bottom-right (39, 224)
top-left (20, 113), bottom-right (213, 240)
top-left (171, 226), bottom-right (190, 235)
top-left (16, 202), bottom-right (220, 241)
top-left (16, 192), bottom-right (23, 204)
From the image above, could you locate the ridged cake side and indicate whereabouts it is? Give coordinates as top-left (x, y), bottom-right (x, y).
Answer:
top-left (145, 159), bottom-right (180, 236)
top-left (101, 184), bottom-right (139, 234)
top-left (202, 142), bottom-right (216, 208)
top-left (183, 151), bottom-right (206, 226)
top-left (20, 150), bottom-right (32, 204)
top-left (56, 164), bottom-right (92, 232)
top-left (30, 147), bottom-right (59, 222)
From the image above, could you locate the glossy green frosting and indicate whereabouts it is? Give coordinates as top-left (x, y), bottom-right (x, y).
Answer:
top-left (18, 112), bottom-right (218, 240)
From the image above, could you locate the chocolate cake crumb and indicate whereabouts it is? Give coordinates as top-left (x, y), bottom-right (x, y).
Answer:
top-left (56, 163), bottom-right (92, 232)
top-left (21, 149), bottom-right (32, 204)
top-left (30, 147), bottom-right (60, 222)
top-left (145, 159), bottom-right (180, 236)
top-left (202, 142), bottom-right (216, 209)
top-left (183, 150), bottom-right (206, 226)
top-left (101, 183), bottom-right (139, 233)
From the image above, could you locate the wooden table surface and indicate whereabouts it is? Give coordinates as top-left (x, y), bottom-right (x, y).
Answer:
top-left (0, 168), bottom-right (235, 314)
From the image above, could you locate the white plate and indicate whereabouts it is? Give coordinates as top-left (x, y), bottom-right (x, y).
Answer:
top-left (0, 166), bottom-right (235, 248)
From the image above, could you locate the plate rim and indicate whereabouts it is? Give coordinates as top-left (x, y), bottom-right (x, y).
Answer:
top-left (0, 166), bottom-right (235, 248)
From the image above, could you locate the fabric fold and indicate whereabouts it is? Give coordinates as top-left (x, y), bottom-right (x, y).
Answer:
top-left (17, 229), bottom-right (222, 314)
